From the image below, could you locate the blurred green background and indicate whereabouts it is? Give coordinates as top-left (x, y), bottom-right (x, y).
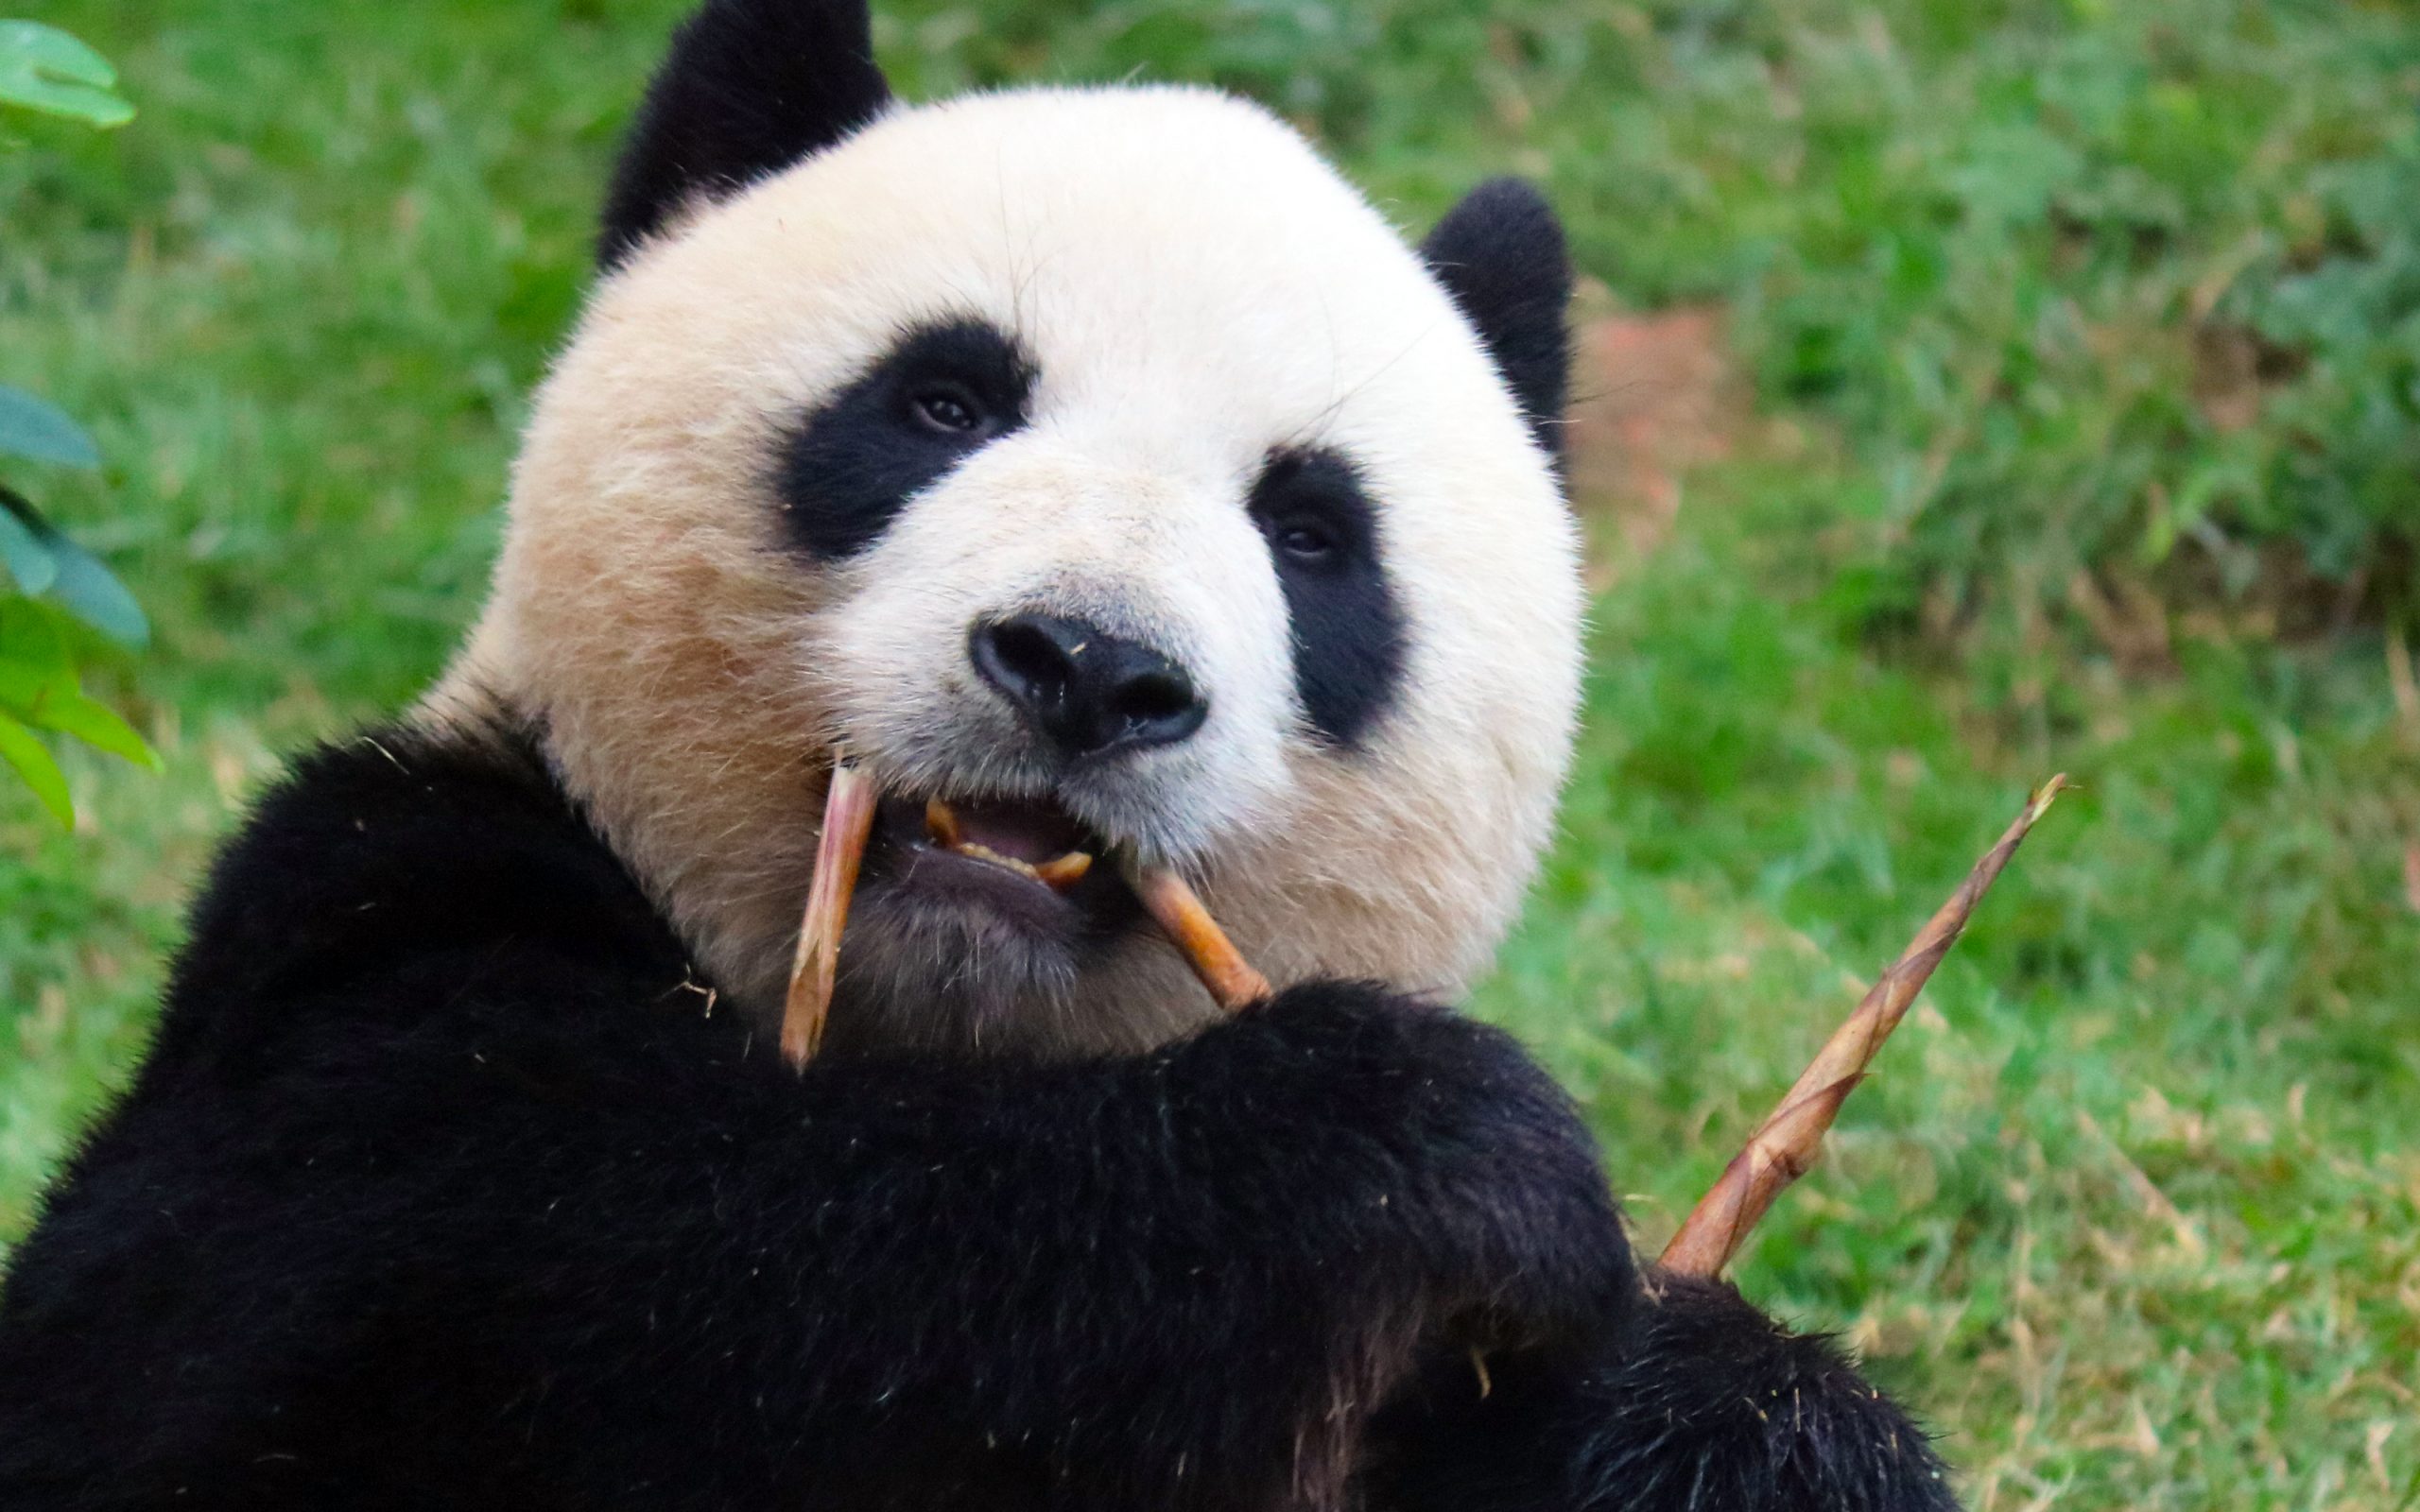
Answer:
top-left (4, 0), bottom-right (2417, 1505)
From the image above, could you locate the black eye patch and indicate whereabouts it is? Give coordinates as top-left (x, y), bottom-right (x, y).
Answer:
top-left (1248, 448), bottom-right (1408, 747)
top-left (775, 319), bottom-right (1036, 559)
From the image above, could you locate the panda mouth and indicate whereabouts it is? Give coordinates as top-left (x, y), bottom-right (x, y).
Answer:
top-left (913, 795), bottom-right (1097, 892)
top-left (848, 789), bottom-right (1131, 951)
top-left (780, 757), bottom-right (1270, 1065)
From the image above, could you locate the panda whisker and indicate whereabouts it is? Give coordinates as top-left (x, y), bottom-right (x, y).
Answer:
top-left (1291, 317), bottom-right (1447, 445)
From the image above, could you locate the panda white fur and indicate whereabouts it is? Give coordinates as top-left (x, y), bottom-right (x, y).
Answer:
top-left (0, 3), bottom-right (1957, 1508)
top-left (436, 78), bottom-right (1585, 1058)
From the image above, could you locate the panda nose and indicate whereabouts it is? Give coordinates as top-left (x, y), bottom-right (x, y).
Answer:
top-left (969, 613), bottom-right (1208, 761)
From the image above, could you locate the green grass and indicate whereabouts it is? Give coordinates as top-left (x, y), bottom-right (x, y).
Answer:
top-left (5, 1), bottom-right (2418, 1507)
top-left (1492, 463), bottom-right (2420, 1506)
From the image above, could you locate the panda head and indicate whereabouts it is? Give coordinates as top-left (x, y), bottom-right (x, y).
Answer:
top-left (432, 0), bottom-right (1584, 1057)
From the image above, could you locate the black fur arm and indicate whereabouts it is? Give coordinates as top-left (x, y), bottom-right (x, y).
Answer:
top-left (1363, 1258), bottom-right (1962, 1511)
top-left (0, 731), bottom-right (1632, 1512)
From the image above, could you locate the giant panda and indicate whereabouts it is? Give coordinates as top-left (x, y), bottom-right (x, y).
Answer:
top-left (0, 2), bottom-right (1959, 1508)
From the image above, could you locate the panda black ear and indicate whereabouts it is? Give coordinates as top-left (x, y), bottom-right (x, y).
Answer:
top-left (598, 0), bottom-right (891, 268)
top-left (1419, 179), bottom-right (1573, 460)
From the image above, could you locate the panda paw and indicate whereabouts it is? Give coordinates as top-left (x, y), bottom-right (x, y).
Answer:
top-left (1362, 1270), bottom-right (1962, 1512)
top-left (1564, 1270), bottom-right (1959, 1510)
top-left (1165, 979), bottom-right (1636, 1363)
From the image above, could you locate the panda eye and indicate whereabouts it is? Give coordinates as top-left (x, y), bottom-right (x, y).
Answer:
top-left (1273, 522), bottom-right (1338, 564)
top-left (908, 386), bottom-right (986, 437)
top-left (1249, 450), bottom-right (1371, 584)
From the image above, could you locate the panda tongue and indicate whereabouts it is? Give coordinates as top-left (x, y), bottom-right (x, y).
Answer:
top-left (928, 795), bottom-right (1087, 866)
top-left (922, 798), bottom-right (1095, 888)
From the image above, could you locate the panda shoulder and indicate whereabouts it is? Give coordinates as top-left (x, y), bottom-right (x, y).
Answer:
top-left (148, 713), bottom-right (688, 1074)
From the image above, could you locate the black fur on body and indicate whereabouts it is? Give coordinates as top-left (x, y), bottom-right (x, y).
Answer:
top-left (0, 725), bottom-right (1953, 1510)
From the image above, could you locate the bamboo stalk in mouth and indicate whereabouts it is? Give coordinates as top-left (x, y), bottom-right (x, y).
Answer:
top-left (1128, 862), bottom-right (1272, 1011)
top-left (781, 755), bottom-right (879, 1069)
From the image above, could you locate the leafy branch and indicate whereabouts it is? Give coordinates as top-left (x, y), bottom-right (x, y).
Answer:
top-left (1, 20), bottom-right (151, 826)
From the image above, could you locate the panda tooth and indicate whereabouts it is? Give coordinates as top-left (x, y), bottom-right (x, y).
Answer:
top-left (956, 841), bottom-right (1042, 882)
top-left (924, 798), bottom-right (962, 847)
top-left (1034, 851), bottom-right (1094, 889)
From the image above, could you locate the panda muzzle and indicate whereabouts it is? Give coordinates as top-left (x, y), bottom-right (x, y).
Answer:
top-left (780, 751), bottom-right (1271, 1067)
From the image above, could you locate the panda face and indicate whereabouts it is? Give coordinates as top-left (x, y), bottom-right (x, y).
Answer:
top-left (436, 83), bottom-right (1583, 1057)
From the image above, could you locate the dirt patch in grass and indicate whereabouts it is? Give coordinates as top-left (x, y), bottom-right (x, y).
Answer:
top-left (1563, 295), bottom-right (1745, 582)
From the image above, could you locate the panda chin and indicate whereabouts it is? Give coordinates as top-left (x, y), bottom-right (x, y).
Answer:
top-left (814, 792), bottom-right (1145, 1057)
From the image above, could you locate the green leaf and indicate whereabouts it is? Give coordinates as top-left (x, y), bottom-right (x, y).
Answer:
top-left (0, 490), bottom-right (57, 594)
top-left (0, 488), bottom-right (147, 646)
top-left (0, 22), bottom-right (134, 129)
top-left (43, 531), bottom-right (147, 646)
top-left (0, 385), bottom-right (100, 468)
top-left (25, 686), bottom-right (158, 770)
top-left (0, 710), bottom-right (72, 825)
top-left (0, 593), bottom-right (75, 711)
